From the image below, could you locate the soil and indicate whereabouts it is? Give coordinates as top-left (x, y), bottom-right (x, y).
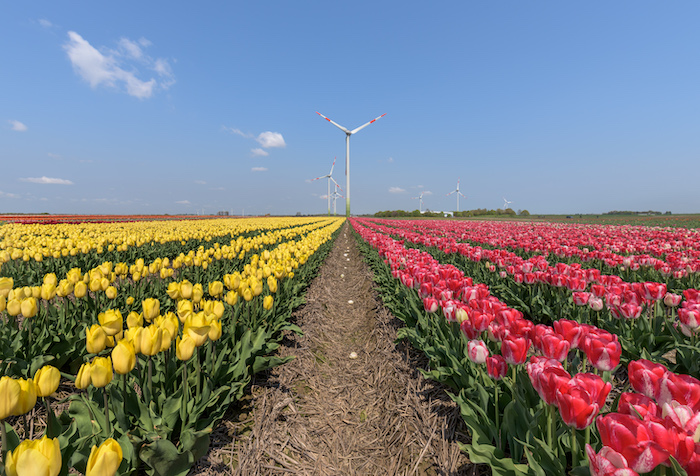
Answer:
top-left (190, 221), bottom-right (482, 475)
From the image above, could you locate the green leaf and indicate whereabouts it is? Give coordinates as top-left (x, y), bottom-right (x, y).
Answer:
top-left (139, 439), bottom-right (192, 476)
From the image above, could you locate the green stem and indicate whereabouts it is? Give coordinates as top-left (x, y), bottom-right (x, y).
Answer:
top-left (494, 384), bottom-right (500, 451)
top-left (1, 420), bottom-right (6, 466)
top-left (547, 404), bottom-right (554, 451)
top-left (122, 373), bottom-right (127, 416)
top-left (195, 347), bottom-right (202, 399)
top-left (103, 388), bottom-right (111, 434)
top-left (571, 427), bottom-right (578, 468)
top-left (147, 356), bottom-right (153, 403)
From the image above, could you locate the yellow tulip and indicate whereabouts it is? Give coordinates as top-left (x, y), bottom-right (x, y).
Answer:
top-left (251, 279), bottom-right (263, 297)
top-left (6, 298), bottom-right (21, 316)
top-left (31, 286), bottom-right (41, 299)
top-left (90, 357), bottom-right (113, 388)
top-left (176, 334), bottom-right (196, 361)
top-left (74, 281), bottom-right (87, 298)
top-left (34, 365), bottom-right (60, 398)
top-left (0, 376), bottom-right (21, 420)
top-left (75, 362), bottom-right (92, 389)
top-left (0, 276), bottom-right (13, 298)
top-left (99, 262), bottom-right (112, 276)
top-left (86, 324), bottom-right (107, 354)
top-left (141, 298), bottom-right (160, 323)
top-left (267, 276), bottom-right (278, 293)
top-left (105, 286), bottom-right (117, 300)
top-left (86, 438), bottom-right (122, 476)
top-left (43, 273), bottom-right (58, 287)
top-left (66, 268), bottom-right (83, 285)
top-left (0, 295), bottom-right (5, 313)
top-left (192, 283), bottom-right (204, 304)
top-left (14, 378), bottom-right (37, 416)
top-left (123, 328), bottom-right (141, 353)
top-left (89, 278), bottom-right (102, 293)
top-left (100, 277), bottom-right (110, 292)
top-left (208, 281), bottom-right (224, 298)
top-left (126, 311), bottom-right (143, 329)
top-left (111, 340), bottom-right (136, 375)
top-left (56, 279), bottom-right (73, 297)
top-left (5, 435), bottom-right (61, 476)
top-left (177, 299), bottom-right (193, 323)
top-left (158, 313), bottom-right (179, 339)
top-left (263, 295), bottom-right (273, 311)
top-left (166, 282), bottom-right (181, 300)
top-left (225, 291), bottom-right (238, 306)
top-left (98, 309), bottom-right (123, 337)
top-left (180, 280), bottom-right (193, 299)
top-left (20, 297), bottom-right (38, 318)
top-left (242, 288), bottom-right (253, 302)
top-left (184, 313), bottom-right (210, 347)
top-left (40, 282), bottom-right (56, 301)
top-left (211, 300), bottom-right (225, 319)
top-left (136, 325), bottom-right (162, 356)
top-left (126, 296), bottom-right (134, 306)
top-left (208, 318), bottom-right (222, 341)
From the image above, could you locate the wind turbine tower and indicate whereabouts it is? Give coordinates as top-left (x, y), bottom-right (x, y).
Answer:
top-left (446, 178), bottom-right (466, 212)
top-left (316, 111), bottom-right (386, 217)
top-left (412, 192), bottom-right (425, 213)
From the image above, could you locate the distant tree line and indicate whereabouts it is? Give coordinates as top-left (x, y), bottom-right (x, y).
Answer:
top-left (373, 208), bottom-right (530, 218)
top-left (603, 210), bottom-right (667, 216)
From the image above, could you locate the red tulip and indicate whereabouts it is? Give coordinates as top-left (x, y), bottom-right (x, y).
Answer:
top-left (617, 392), bottom-right (659, 420)
top-left (596, 413), bottom-right (670, 473)
top-left (585, 336), bottom-right (621, 372)
top-left (539, 333), bottom-right (570, 362)
top-left (678, 308), bottom-right (700, 330)
top-left (467, 340), bottom-right (489, 364)
top-left (658, 372), bottom-right (700, 411)
top-left (663, 292), bottom-right (682, 308)
top-left (553, 319), bottom-right (585, 349)
top-left (570, 372), bottom-right (612, 409)
top-left (618, 303), bottom-right (643, 320)
top-left (501, 335), bottom-right (530, 365)
top-left (641, 282), bottom-right (667, 301)
top-left (486, 354), bottom-right (507, 380)
top-left (423, 297), bottom-right (438, 313)
top-left (573, 292), bottom-right (591, 306)
top-left (585, 444), bottom-right (639, 476)
top-left (442, 300), bottom-right (458, 322)
top-left (628, 359), bottom-right (668, 400)
top-left (591, 284), bottom-right (607, 297)
top-left (555, 384), bottom-right (600, 429)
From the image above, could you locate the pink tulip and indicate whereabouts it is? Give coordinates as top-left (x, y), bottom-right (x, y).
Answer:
top-left (467, 340), bottom-right (489, 364)
top-left (486, 354), bottom-right (507, 380)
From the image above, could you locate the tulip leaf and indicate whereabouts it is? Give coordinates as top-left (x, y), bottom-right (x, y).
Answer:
top-left (140, 439), bottom-right (192, 476)
top-left (668, 456), bottom-right (688, 476)
top-left (3, 421), bottom-right (20, 452)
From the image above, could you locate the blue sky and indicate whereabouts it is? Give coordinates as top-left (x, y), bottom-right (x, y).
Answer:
top-left (2, 2), bottom-right (700, 216)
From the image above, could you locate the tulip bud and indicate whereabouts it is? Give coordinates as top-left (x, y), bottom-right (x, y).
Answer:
top-left (208, 281), bottom-right (224, 298)
top-left (192, 283), bottom-right (204, 303)
top-left (177, 299), bottom-right (193, 323)
top-left (267, 276), bottom-right (278, 293)
top-left (263, 295), bottom-right (273, 310)
top-left (0, 276), bottom-right (13, 298)
top-left (0, 296), bottom-right (5, 313)
top-left (225, 291), bottom-right (238, 306)
top-left (98, 309), bottom-right (123, 336)
top-left (41, 282), bottom-right (57, 301)
top-left (184, 312), bottom-right (210, 347)
top-left (44, 273), bottom-right (58, 287)
top-left (34, 365), bottom-right (61, 398)
top-left (56, 279), bottom-right (73, 297)
top-left (5, 435), bottom-right (61, 476)
top-left (111, 340), bottom-right (136, 375)
top-left (86, 324), bottom-right (108, 354)
top-left (74, 281), bottom-right (88, 298)
top-left (20, 297), bottom-right (38, 318)
top-left (180, 280), bottom-right (193, 299)
top-left (67, 268), bottom-right (82, 284)
top-left (208, 318), bottom-right (222, 341)
top-left (86, 438), bottom-right (123, 476)
top-left (90, 357), bottom-right (113, 388)
top-left (211, 300), bottom-right (225, 319)
top-left (14, 378), bottom-right (37, 415)
top-left (105, 286), bottom-right (118, 300)
top-left (166, 282), bottom-right (181, 300)
top-left (6, 298), bottom-right (21, 316)
top-left (141, 298), bottom-right (160, 322)
top-left (176, 334), bottom-right (196, 361)
top-left (137, 325), bottom-right (163, 356)
top-left (126, 296), bottom-right (135, 306)
top-left (75, 362), bottom-right (92, 389)
top-left (242, 287), bottom-right (253, 302)
top-left (126, 311), bottom-right (143, 329)
top-left (0, 376), bottom-right (21, 420)
top-left (31, 286), bottom-right (41, 299)
top-left (251, 279), bottom-right (263, 297)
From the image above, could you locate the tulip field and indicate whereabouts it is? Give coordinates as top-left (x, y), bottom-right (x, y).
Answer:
top-left (351, 217), bottom-right (700, 476)
top-left (0, 216), bottom-right (343, 475)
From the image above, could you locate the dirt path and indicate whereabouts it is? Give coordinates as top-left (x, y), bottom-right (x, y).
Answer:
top-left (193, 221), bottom-right (474, 475)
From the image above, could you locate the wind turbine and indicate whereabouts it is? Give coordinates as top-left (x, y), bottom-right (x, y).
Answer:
top-left (310, 157), bottom-right (338, 216)
top-left (331, 183), bottom-right (344, 216)
top-left (503, 197), bottom-right (513, 210)
top-left (412, 191), bottom-right (425, 213)
top-left (316, 111), bottom-right (386, 217)
top-left (446, 178), bottom-right (466, 212)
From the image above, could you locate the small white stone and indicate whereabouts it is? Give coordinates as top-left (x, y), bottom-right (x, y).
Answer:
top-left (349, 352), bottom-right (358, 359)
top-left (341, 274), bottom-right (345, 278)
top-left (348, 300), bottom-right (354, 304)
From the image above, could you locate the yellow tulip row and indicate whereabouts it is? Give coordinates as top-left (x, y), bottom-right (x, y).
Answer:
top-left (0, 217), bottom-right (339, 316)
top-left (0, 216), bottom-right (330, 264)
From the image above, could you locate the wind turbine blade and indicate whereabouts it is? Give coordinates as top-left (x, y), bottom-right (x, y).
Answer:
top-left (310, 174), bottom-right (329, 181)
top-left (330, 177), bottom-right (343, 191)
top-left (316, 112), bottom-right (350, 133)
top-left (329, 156), bottom-right (336, 175)
top-left (459, 192), bottom-right (466, 198)
top-left (447, 189), bottom-right (457, 196)
top-left (350, 113), bottom-right (386, 135)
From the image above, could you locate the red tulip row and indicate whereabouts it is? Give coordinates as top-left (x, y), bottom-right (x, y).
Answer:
top-left (352, 217), bottom-right (700, 474)
top-left (363, 218), bottom-right (700, 340)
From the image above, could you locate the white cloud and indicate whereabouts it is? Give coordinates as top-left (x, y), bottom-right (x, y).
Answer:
top-left (47, 152), bottom-right (61, 159)
top-left (387, 157), bottom-right (394, 163)
top-left (251, 167), bottom-right (268, 172)
top-left (20, 176), bottom-right (73, 185)
top-left (256, 131), bottom-right (286, 148)
top-left (423, 191), bottom-right (433, 196)
top-left (38, 19), bottom-right (53, 28)
top-left (389, 186), bottom-right (406, 194)
top-left (251, 148), bottom-right (269, 157)
top-left (194, 180), bottom-right (206, 185)
top-left (223, 127), bottom-right (253, 138)
top-left (9, 120), bottom-right (27, 132)
top-left (0, 191), bottom-right (20, 199)
top-left (63, 31), bottom-right (174, 99)
top-left (176, 200), bottom-right (190, 205)
top-left (209, 186), bottom-right (225, 191)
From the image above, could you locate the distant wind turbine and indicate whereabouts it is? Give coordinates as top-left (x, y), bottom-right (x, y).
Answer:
top-left (446, 178), bottom-right (466, 212)
top-left (503, 197), bottom-right (513, 210)
top-left (412, 191), bottom-right (425, 213)
top-left (316, 111), bottom-right (386, 217)
top-left (331, 183), bottom-right (344, 216)
top-left (310, 157), bottom-right (339, 216)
